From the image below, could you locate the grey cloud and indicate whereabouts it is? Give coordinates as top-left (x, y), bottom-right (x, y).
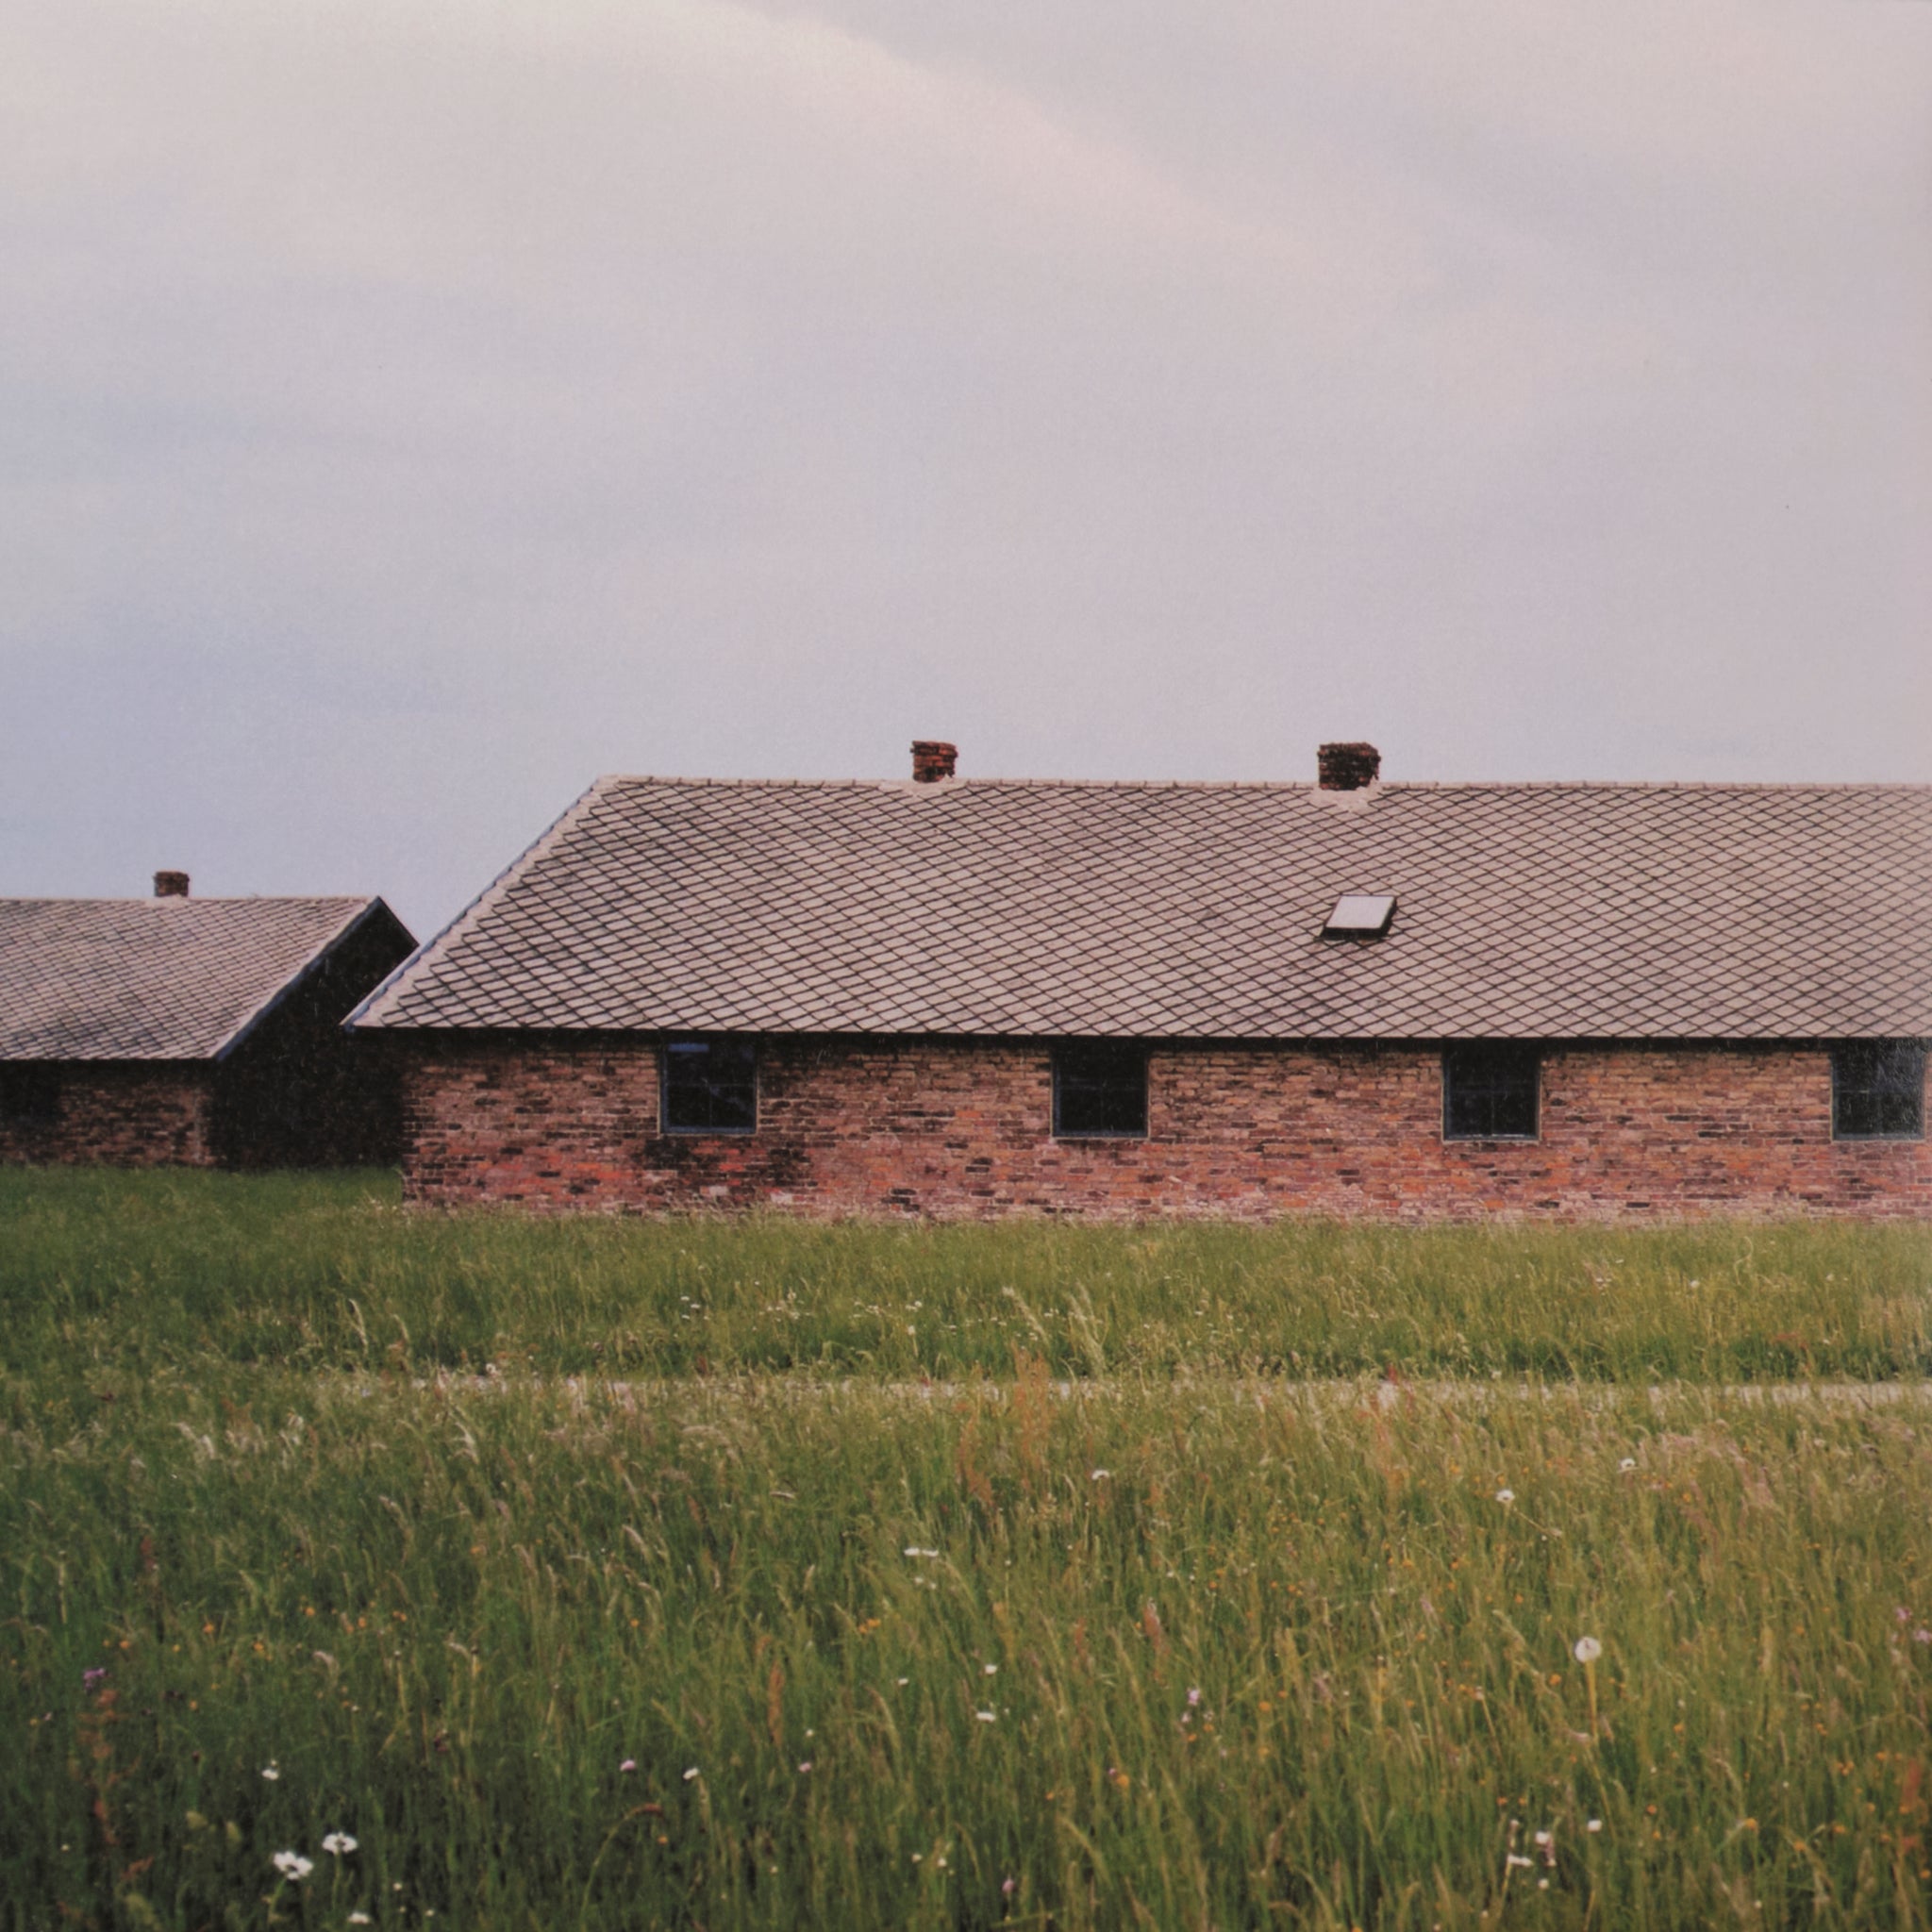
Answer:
top-left (2, 0), bottom-right (1927, 932)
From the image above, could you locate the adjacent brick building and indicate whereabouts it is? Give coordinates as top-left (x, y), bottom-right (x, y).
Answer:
top-left (353, 745), bottom-right (1932, 1221)
top-left (1, 877), bottom-right (416, 1168)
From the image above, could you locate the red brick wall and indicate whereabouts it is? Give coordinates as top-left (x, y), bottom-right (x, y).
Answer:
top-left (0, 1063), bottom-right (215, 1167)
top-left (396, 1035), bottom-right (1932, 1221)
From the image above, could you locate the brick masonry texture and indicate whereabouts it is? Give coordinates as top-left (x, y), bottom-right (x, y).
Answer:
top-left (396, 1035), bottom-right (1932, 1221)
top-left (0, 1064), bottom-right (214, 1167)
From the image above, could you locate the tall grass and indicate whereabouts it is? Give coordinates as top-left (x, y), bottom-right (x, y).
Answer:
top-left (4, 1168), bottom-right (1930, 1389)
top-left (6, 1172), bottom-right (1931, 1927)
top-left (5, 1371), bottom-right (1932, 1928)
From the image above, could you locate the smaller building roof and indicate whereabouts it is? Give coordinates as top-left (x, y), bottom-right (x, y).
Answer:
top-left (0, 896), bottom-right (402, 1061)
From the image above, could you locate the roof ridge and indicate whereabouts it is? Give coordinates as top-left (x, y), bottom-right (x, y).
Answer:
top-left (0, 892), bottom-right (376, 907)
top-left (589, 775), bottom-right (1932, 794)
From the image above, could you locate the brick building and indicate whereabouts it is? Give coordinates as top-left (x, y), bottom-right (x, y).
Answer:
top-left (1, 876), bottom-right (415, 1168)
top-left (351, 744), bottom-right (1931, 1221)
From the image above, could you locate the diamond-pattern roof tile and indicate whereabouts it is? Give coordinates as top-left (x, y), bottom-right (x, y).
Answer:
top-left (2, 897), bottom-right (392, 1060)
top-left (350, 778), bottom-right (1932, 1041)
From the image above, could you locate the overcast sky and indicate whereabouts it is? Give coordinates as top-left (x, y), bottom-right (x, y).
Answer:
top-left (4, 1), bottom-right (1929, 937)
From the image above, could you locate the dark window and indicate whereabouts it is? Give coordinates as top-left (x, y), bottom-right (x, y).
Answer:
top-left (1832, 1041), bottom-right (1925, 1141)
top-left (1052, 1043), bottom-right (1147, 1139)
top-left (1442, 1044), bottom-right (1540, 1141)
top-left (0, 1064), bottom-right (61, 1126)
top-left (662, 1038), bottom-right (757, 1134)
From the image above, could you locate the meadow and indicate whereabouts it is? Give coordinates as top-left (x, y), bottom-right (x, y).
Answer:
top-left (4, 1170), bottom-right (1932, 1930)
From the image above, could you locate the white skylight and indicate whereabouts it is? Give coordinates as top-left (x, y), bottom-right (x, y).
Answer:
top-left (1323, 893), bottom-right (1397, 938)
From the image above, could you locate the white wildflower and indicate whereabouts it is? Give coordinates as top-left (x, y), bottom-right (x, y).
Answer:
top-left (1532, 1830), bottom-right (1551, 1846)
top-left (983, 1663), bottom-right (997, 1675)
top-left (271, 1850), bottom-right (313, 1880)
top-left (975, 1709), bottom-right (997, 1723)
top-left (1619, 1457), bottom-right (1636, 1473)
top-left (1090, 1469), bottom-right (1110, 1481)
top-left (1495, 1489), bottom-right (1515, 1505)
top-left (322, 1832), bottom-right (358, 1856)
top-left (1587, 1819), bottom-right (1603, 1833)
top-left (260, 1763), bottom-right (281, 1781)
top-left (682, 1766), bottom-right (700, 1781)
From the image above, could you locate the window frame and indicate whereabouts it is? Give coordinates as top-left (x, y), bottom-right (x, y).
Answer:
top-left (1441, 1043), bottom-right (1541, 1143)
top-left (1050, 1041), bottom-right (1149, 1141)
top-left (1830, 1040), bottom-right (1926, 1142)
top-left (659, 1036), bottom-right (758, 1137)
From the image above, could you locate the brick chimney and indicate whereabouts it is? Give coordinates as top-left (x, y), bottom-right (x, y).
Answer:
top-left (911, 740), bottom-right (958, 783)
top-left (1317, 742), bottom-right (1380, 791)
top-left (154, 870), bottom-right (191, 898)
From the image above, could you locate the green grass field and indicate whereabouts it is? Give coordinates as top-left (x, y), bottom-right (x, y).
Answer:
top-left (4, 1171), bottom-right (1932, 1929)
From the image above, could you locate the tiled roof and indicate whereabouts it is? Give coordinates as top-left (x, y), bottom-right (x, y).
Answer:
top-left (0, 897), bottom-right (388, 1060)
top-left (351, 778), bottom-right (1932, 1041)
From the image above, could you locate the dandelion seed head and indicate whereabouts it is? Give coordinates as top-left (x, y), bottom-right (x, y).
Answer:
top-left (1573, 1636), bottom-right (1603, 1664)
